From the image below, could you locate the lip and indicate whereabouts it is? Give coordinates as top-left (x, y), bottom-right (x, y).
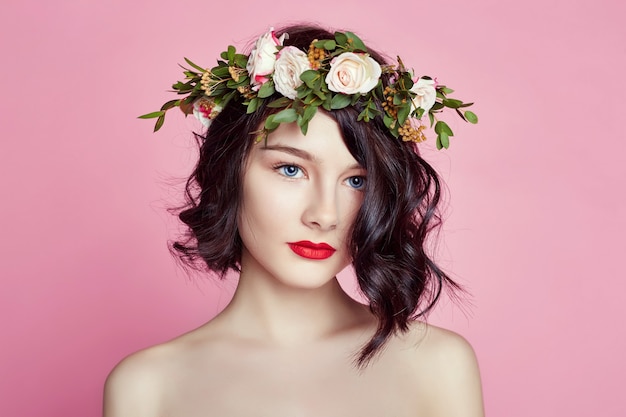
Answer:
top-left (288, 241), bottom-right (336, 260)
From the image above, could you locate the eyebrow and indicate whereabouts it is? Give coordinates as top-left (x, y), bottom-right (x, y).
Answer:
top-left (261, 145), bottom-right (364, 171)
top-left (261, 145), bottom-right (314, 161)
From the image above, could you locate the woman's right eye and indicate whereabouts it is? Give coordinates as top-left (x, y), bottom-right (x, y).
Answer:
top-left (277, 164), bottom-right (303, 178)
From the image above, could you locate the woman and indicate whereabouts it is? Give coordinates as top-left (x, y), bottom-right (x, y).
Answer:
top-left (104, 25), bottom-right (484, 416)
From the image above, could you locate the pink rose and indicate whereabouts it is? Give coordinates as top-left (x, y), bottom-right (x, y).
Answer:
top-left (273, 46), bottom-right (311, 99)
top-left (246, 28), bottom-right (286, 91)
top-left (325, 52), bottom-right (382, 95)
top-left (410, 77), bottom-right (437, 116)
top-left (193, 98), bottom-right (222, 128)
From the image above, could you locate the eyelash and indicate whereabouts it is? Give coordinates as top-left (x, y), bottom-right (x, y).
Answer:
top-left (346, 176), bottom-right (365, 190)
top-left (273, 163), bottom-right (304, 178)
top-left (272, 163), bottom-right (366, 190)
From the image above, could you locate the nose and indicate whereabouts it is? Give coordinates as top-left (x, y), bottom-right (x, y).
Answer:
top-left (302, 182), bottom-right (339, 231)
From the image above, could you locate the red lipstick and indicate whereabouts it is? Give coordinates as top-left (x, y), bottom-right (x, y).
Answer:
top-left (288, 241), bottom-right (336, 260)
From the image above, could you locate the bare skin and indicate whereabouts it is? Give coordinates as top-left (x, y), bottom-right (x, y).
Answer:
top-left (104, 285), bottom-right (483, 417)
top-left (104, 114), bottom-right (484, 416)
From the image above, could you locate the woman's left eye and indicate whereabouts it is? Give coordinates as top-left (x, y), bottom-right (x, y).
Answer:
top-left (346, 176), bottom-right (366, 190)
top-left (277, 165), bottom-right (304, 178)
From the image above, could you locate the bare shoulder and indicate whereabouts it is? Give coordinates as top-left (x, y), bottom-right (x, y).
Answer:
top-left (103, 321), bottom-right (226, 417)
top-left (103, 342), bottom-right (174, 417)
top-left (402, 322), bottom-right (485, 417)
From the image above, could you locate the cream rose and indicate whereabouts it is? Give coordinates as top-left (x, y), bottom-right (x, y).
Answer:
top-left (273, 46), bottom-right (311, 99)
top-left (410, 77), bottom-right (437, 116)
top-left (246, 28), bottom-right (286, 91)
top-left (325, 52), bottom-right (382, 95)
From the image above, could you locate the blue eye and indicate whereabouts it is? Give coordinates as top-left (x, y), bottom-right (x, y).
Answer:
top-left (278, 165), bottom-right (302, 178)
top-left (347, 176), bottom-right (365, 189)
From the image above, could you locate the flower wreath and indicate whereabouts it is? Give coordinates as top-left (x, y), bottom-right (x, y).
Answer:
top-left (140, 28), bottom-right (477, 149)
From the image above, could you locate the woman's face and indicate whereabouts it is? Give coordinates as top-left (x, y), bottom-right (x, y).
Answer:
top-left (238, 112), bottom-right (366, 289)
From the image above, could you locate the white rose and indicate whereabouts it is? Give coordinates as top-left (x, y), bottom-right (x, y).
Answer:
top-left (246, 27), bottom-right (286, 91)
top-left (193, 98), bottom-right (222, 128)
top-left (325, 52), bottom-right (382, 95)
top-left (273, 46), bottom-right (311, 99)
top-left (410, 77), bottom-right (437, 116)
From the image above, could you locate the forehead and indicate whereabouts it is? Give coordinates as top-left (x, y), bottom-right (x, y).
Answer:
top-left (248, 112), bottom-right (359, 168)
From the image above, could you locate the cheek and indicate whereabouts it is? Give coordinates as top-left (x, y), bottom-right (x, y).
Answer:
top-left (238, 173), bottom-right (300, 237)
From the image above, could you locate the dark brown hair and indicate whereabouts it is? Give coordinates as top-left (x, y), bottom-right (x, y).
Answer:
top-left (172, 24), bottom-right (460, 366)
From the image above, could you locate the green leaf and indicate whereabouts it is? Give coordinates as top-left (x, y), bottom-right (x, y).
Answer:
top-left (330, 94), bottom-right (351, 109)
top-left (160, 100), bottom-right (180, 111)
top-left (299, 120), bottom-right (309, 135)
top-left (297, 86), bottom-right (312, 100)
top-left (254, 130), bottom-right (268, 143)
top-left (442, 98), bottom-right (463, 109)
top-left (428, 112), bottom-right (435, 127)
top-left (247, 97), bottom-right (259, 114)
top-left (173, 82), bottom-right (195, 93)
top-left (322, 93), bottom-right (332, 111)
top-left (227, 75), bottom-right (250, 88)
top-left (430, 102), bottom-right (444, 112)
top-left (435, 121), bottom-right (454, 136)
top-left (154, 115), bottom-right (165, 132)
top-left (402, 75), bottom-right (414, 90)
top-left (138, 111), bottom-right (165, 119)
top-left (313, 75), bottom-right (324, 91)
top-left (309, 97), bottom-right (323, 107)
top-left (438, 132), bottom-right (450, 149)
top-left (300, 70), bottom-right (320, 89)
top-left (440, 86), bottom-right (454, 95)
top-left (371, 83), bottom-right (382, 100)
top-left (303, 91), bottom-right (316, 104)
top-left (346, 31), bottom-right (367, 51)
top-left (314, 89), bottom-right (326, 100)
top-left (397, 104), bottom-right (410, 126)
top-left (383, 114), bottom-right (395, 129)
top-left (464, 110), bottom-right (478, 124)
top-left (334, 32), bottom-right (348, 46)
top-left (211, 66), bottom-right (230, 78)
top-left (301, 105), bottom-right (318, 127)
top-left (234, 54), bottom-right (248, 68)
top-left (267, 97), bottom-right (292, 108)
top-left (227, 45), bottom-right (236, 61)
top-left (273, 108), bottom-right (298, 123)
top-left (258, 81), bottom-right (275, 98)
top-left (324, 40), bottom-right (336, 50)
top-left (264, 115), bottom-right (280, 130)
top-left (209, 84), bottom-right (228, 97)
top-left (221, 90), bottom-right (236, 106)
top-left (357, 108), bottom-right (369, 122)
top-left (184, 57), bottom-right (205, 72)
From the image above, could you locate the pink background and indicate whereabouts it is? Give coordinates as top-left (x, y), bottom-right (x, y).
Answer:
top-left (1, 1), bottom-right (624, 416)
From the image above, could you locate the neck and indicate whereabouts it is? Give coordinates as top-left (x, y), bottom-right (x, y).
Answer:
top-left (217, 254), bottom-right (371, 346)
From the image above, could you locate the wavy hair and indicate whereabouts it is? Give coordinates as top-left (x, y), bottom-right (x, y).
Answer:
top-left (172, 24), bottom-right (460, 367)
